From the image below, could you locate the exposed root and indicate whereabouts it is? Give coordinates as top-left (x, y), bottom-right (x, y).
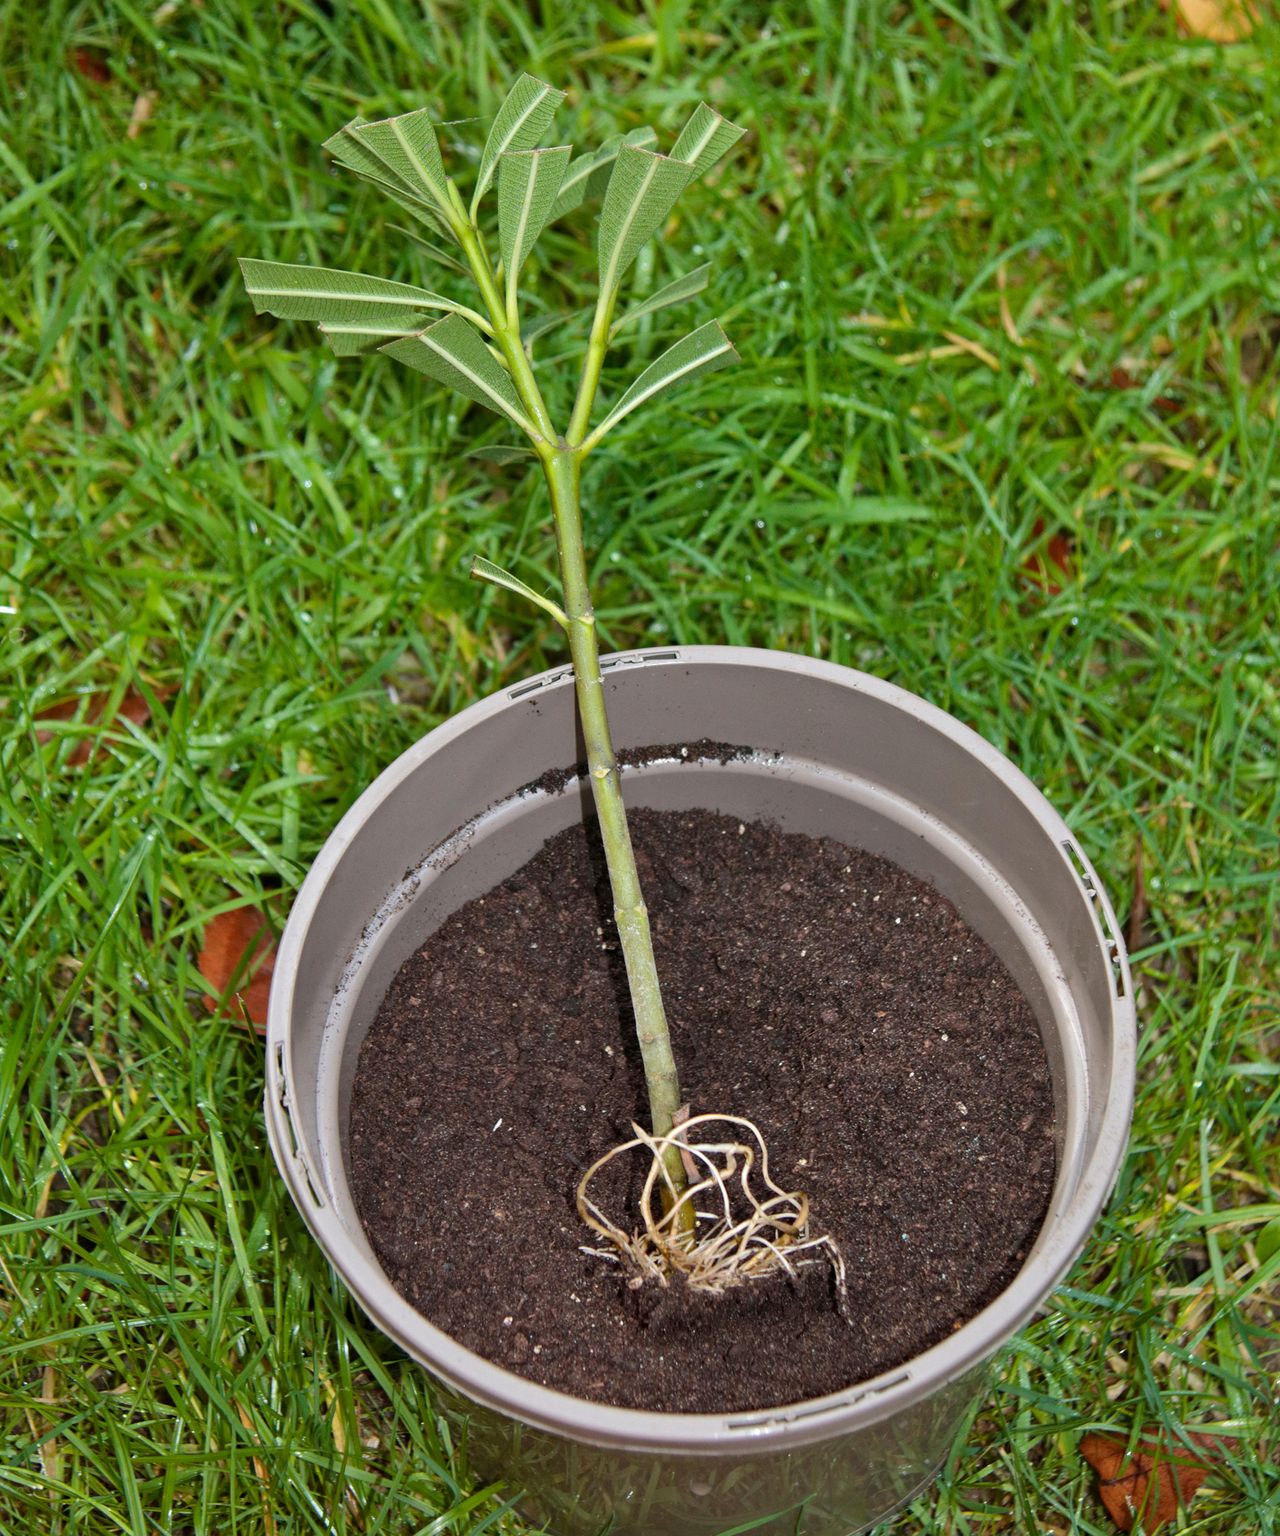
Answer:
top-left (575, 1112), bottom-right (850, 1318)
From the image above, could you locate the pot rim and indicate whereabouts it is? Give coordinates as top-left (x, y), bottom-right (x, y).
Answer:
top-left (266, 644), bottom-right (1135, 1454)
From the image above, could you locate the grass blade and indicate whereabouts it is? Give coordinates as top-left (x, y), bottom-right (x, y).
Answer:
top-left (471, 74), bottom-right (565, 216)
top-left (585, 320), bottom-right (737, 449)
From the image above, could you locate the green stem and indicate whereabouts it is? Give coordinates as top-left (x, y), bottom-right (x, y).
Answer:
top-left (453, 195), bottom-right (690, 1215)
top-left (567, 288), bottom-right (617, 446)
top-left (543, 448), bottom-right (689, 1207)
top-left (455, 219), bottom-right (554, 440)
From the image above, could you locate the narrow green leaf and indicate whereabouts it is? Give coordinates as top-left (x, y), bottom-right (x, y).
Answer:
top-left (387, 224), bottom-right (468, 274)
top-left (465, 444), bottom-right (535, 465)
top-left (498, 146), bottom-right (572, 291)
top-left (318, 323), bottom-right (418, 355)
top-left (549, 126), bottom-right (658, 222)
top-left (379, 314), bottom-right (539, 437)
top-left (764, 498), bottom-right (938, 525)
top-left (471, 74), bottom-right (565, 217)
top-left (670, 103), bottom-right (746, 179)
top-left (324, 117), bottom-right (457, 239)
top-left (585, 321), bottom-right (737, 448)
top-left (610, 263), bottom-right (712, 336)
top-left (470, 556), bottom-right (567, 627)
top-left (597, 147), bottom-right (694, 302)
top-left (323, 118), bottom-right (399, 185)
top-left (238, 259), bottom-right (474, 333)
top-left (521, 311), bottom-right (572, 360)
top-left (349, 109), bottom-right (453, 216)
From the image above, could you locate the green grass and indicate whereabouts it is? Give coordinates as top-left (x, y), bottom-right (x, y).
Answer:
top-left (2, 1), bottom-right (1277, 1532)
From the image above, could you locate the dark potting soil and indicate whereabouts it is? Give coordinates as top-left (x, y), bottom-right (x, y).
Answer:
top-left (349, 806), bottom-right (1056, 1414)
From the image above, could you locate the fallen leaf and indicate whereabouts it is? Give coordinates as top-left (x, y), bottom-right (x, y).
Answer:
top-left (127, 92), bottom-right (156, 140)
top-left (35, 688), bottom-right (153, 767)
top-left (1107, 366), bottom-right (1179, 416)
top-left (1168, 0), bottom-right (1259, 42)
top-left (71, 48), bottom-right (111, 83)
top-left (1081, 1429), bottom-right (1222, 1532)
top-left (1020, 516), bottom-right (1074, 595)
top-left (198, 906), bottom-right (276, 1032)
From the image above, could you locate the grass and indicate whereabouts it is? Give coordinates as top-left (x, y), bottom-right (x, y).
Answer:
top-left (1, 1), bottom-right (1277, 1531)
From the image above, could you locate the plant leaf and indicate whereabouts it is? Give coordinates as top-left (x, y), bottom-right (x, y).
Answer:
top-left (549, 126), bottom-right (659, 221)
top-left (348, 109), bottom-right (453, 217)
top-left (521, 310), bottom-right (574, 360)
top-left (498, 145), bottom-right (572, 288)
top-left (670, 102), bottom-right (746, 179)
top-left (465, 444), bottom-right (535, 465)
top-left (470, 555), bottom-right (566, 626)
top-left (585, 320), bottom-right (736, 448)
top-left (324, 117), bottom-right (402, 186)
top-left (387, 224), bottom-right (468, 274)
top-left (471, 74), bottom-right (565, 216)
top-left (35, 686), bottom-right (154, 768)
top-left (1171, 0), bottom-right (1258, 42)
top-left (597, 147), bottom-right (695, 302)
top-left (198, 904), bottom-right (275, 1033)
top-left (610, 262), bottom-right (712, 336)
top-left (323, 117), bottom-right (456, 239)
top-left (238, 259), bottom-right (473, 339)
top-left (1081, 1429), bottom-right (1222, 1533)
top-left (315, 323), bottom-right (415, 355)
top-left (380, 313), bottom-right (540, 436)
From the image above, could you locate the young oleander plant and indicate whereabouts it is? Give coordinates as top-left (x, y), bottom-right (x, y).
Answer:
top-left (241, 75), bottom-right (845, 1303)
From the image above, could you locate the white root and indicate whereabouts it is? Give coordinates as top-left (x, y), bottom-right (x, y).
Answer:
top-left (575, 1112), bottom-right (850, 1316)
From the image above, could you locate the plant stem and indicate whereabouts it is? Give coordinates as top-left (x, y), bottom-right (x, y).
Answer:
top-left (453, 219), bottom-right (555, 440)
top-left (452, 195), bottom-right (690, 1213)
top-left (542, 447), bottom-right (689, 1208)
top-left (567, 289), bottom-right (617, 446)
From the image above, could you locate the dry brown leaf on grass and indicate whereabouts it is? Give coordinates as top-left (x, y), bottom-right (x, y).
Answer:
top-left (1081, 1429), bottom-right (1224, 1532)
top-left (1020, 517), bottom-right (1075, 595)
top-left (1166, 0), bottom-right (1261, 41)
top-left (127, 92), bottom-right (156, 139)
top-left (198, 906), bottom-right (276, 1033)
top-left (35, 688), bottom-right (154, 767)
top-left (1107, 366), bottom-right (1180, 417)
top-left (71, 48), bottom-right (111, 83)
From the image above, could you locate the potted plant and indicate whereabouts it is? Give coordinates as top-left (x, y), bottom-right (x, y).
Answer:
top-left (243, 79), bottom-right (1135, 1536)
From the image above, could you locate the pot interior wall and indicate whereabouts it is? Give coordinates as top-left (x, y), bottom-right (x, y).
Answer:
top-left (280, 652), bottom-right (1125, 1296)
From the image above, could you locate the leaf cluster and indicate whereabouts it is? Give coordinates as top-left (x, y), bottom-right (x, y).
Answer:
top-left (239, 75), bottom-right (744, 457)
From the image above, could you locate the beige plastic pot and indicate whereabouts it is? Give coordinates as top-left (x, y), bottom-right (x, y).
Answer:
top-left (265, 646), bottom-right (1134, 1536)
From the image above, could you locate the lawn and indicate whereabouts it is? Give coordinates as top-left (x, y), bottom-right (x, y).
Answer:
top-left (2, 1), bottom-right (1277, 1532)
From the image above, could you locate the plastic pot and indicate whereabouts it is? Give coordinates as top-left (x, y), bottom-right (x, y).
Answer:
top-left (265, 646), bottom-right (1134, 1536)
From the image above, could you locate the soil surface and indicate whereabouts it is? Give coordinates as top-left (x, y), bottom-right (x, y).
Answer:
top-left (349, 806), bottom-right (1056, 1413)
